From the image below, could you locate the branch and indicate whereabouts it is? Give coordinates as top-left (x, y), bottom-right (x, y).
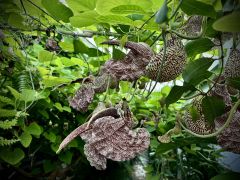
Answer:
top-left (0, 25), bottom-right (122, 38)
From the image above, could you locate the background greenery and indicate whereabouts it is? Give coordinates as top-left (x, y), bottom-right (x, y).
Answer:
top-left (0, 0), bottom-right (240, 179)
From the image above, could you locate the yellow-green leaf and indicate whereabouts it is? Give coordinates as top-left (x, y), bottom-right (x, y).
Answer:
top-left (213, 12), bottom-right (240, 32)
top-left (111, 5), bottom-right (145, 14)
top-left (0, 148), bottom-right (25, 165)
top-left (97, 15), bottom-right (133, 25)
top-left (25, 122), bottom-right (42, 136)
top-left (41, 0), bottom-right (73, 22)
top-left (20, 131), bottom-right (32, 148)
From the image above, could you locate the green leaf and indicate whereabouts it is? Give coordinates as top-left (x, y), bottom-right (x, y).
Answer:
top-left (70, 11), bottom-right (99, 27)
top-left (73, 39), bottom-right (89, 54)
top-left (97, 15), bottom-right (133, 26)
top-left (20, 89), bottom-right (45, 103)
top-left (20, 131), bottom-right (32, 148)
top-left (43, 132), bottom-right (56, 143)
top-left (37, 67), bottom-right (49, 76)
top-left (0, 109), bottom-right (17, 117)
top-left (120, 35), bottom-right (128, 47)
top-left (156, 137), bottom-right (216, 154)
top-left (42, 76), bottom-right (71, 87)
top-left (0, 147), bottom-right (25, 165)
top-left (96, 0), bottom-right (152, 15)
top-left (226, 77), bottom-right (240, 90)
top-left (185, 38), bottom-right (215, 57)
top-left (41, 0), bottom-right (73, 23)
top-left (205, 18), bottom-right (218, 38)
top-left (182, 58), bottom-right (213, 86)
top-left (213, 12), bottom-right (240, 32)
top-left (66, 0), bottom-right (97, 13)
top-left (62, 106), bottom-right (71, 112)
top-left (70, 16), bottom-right (97, 27)
top-left (38, 50), bottom-right (56, 62)
top-left (59, 41), bottom-right (74, 52)
top-left (144, 20), bottom-right (159, 30)
top-left (119, 81), bottom-right (131, 94)
top-left (0, 96), bottom-right (14, 106)
top-left (7, 86), bottom-right (21, 100)
top-left (155, 0), bottom-right (168, 24)
top-left (8, 13), bottom-right (28, 29)
top-left (0, 119), bottom-right (17, 129)
top-left (59, 151), bottom-right (73, 164)
top-left (210, 172), bottom-right (240, 180)
top-left (87, 48), bottom-right (107, 57)
top-left (213, 0), bottom-right (222, 11)
top-left (189, 106), bottom-right (200, 122)
top-left (111, 5), bottom-right (145, 14)
top-left (165, 85), bottom-right (190, 106)
top-left (14, 0), bottom-right (43, 16)
top-left (69, 57), bottom-right (86, 67)
top-left (201, 96), bottom-right (225, 123)
top-left (180, 0), bottom-right (216, 18)
top-left (25, 122), bottom-right (42, 136)
top-left (96, 0), bottom-right (128, 15)
top-left (54, 102), bottom-right (63, 112)
top-left (112, 47), bottom-right (126, 60)
top-left (151, 0), bottom-right (164, 11)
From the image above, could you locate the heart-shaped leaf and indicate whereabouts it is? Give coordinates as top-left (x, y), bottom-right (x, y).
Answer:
top-left (180, 0), bottom-right (216, 18)
top-left (185, 38), bottom-right (215, 57)
top-left (25, 122), bottom-right (42, 136)
top-left (165, 85), bottom-right (193, 106)
top-left (42, 0), bottom-right (73, 22)
top-left (0, 148), bottom-right (25, 165)
top-left (182, 58), bottom-right (214, 86)
top-left (201, 96), bottom-right (225, 123)
top-left (20, 131), bottom-right (32, 148)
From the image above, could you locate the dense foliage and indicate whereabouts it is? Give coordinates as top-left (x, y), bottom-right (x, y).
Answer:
top-left (0, 0), bottom-right (240, 179)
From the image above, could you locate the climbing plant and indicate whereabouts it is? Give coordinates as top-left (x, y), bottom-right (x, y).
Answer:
top-left (0, 0), bottom-right (240, 179)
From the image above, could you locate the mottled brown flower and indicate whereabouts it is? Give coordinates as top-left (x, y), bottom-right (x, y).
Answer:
top-left (57, 102), bottom-right (150, 170)
top-left (100, 40), bottom-right (154, 81)
top-left (215, 111), bottom-right (240, 154)
top-left (69, 83), bottom-right (95, 112)
top-left (224, 49), bottom-right (240, 78)
top-left (184, 98), bottom-right (215, 135)
top-left (146, 34), bottom-right (186, 82)
top-left (181, 16), bottom-right (202, 37)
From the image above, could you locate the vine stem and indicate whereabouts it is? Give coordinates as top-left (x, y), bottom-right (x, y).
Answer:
top-left (178, 99), bottom-right (240, 138)
top-left (102, 75), bottom-right (111, 102)
top-left (180, 92), bottom-right (202, 100)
